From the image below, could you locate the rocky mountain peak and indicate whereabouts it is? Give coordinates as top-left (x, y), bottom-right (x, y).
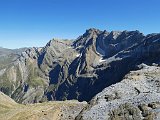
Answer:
top-left (73, 28), bottom-right (102, 48)
top-left (20, 47), bottom-right (39, 61)
top-left (47, 39), bottom-right (72, 47)
top-left (84, 28), bottom-right (102, 36)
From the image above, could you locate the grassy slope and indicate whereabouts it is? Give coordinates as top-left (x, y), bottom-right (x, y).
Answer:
top-left (0, 92), bottom-right (87, 120)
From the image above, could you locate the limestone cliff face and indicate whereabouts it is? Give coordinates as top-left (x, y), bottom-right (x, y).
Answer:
top-left (0, 28), bottom-right (160, 104)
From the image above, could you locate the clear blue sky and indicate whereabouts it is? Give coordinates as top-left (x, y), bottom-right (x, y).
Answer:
top-left (0, 0), bottom-right (160, 49)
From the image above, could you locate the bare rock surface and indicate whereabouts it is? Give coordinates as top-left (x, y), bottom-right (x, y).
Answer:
top-left (76, 64), bottom-right (160, 120)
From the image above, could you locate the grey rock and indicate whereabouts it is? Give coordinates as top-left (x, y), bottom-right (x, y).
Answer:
top-left (76, 65), bottom-right (160, 120)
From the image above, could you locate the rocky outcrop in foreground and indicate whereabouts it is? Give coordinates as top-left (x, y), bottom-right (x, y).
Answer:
top-left (76, 64), bottom-right (160, 120)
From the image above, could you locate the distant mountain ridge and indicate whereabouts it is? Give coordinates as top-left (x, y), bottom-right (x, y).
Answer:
top-left (0, 47), bottom-right (28, 70)
top-left (0, 28), bottom-right (160, 104)
top-left (0, 47), bottom-right (28, 55)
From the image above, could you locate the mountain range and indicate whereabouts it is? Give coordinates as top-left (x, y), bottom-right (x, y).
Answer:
top-left (0, 28), bottom-right (160, 120)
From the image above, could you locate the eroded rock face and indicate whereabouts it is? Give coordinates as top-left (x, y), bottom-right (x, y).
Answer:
top-left (76, 65), bottom-right (160, 120)
top-left (0, 28), bottom-right (160, 104)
